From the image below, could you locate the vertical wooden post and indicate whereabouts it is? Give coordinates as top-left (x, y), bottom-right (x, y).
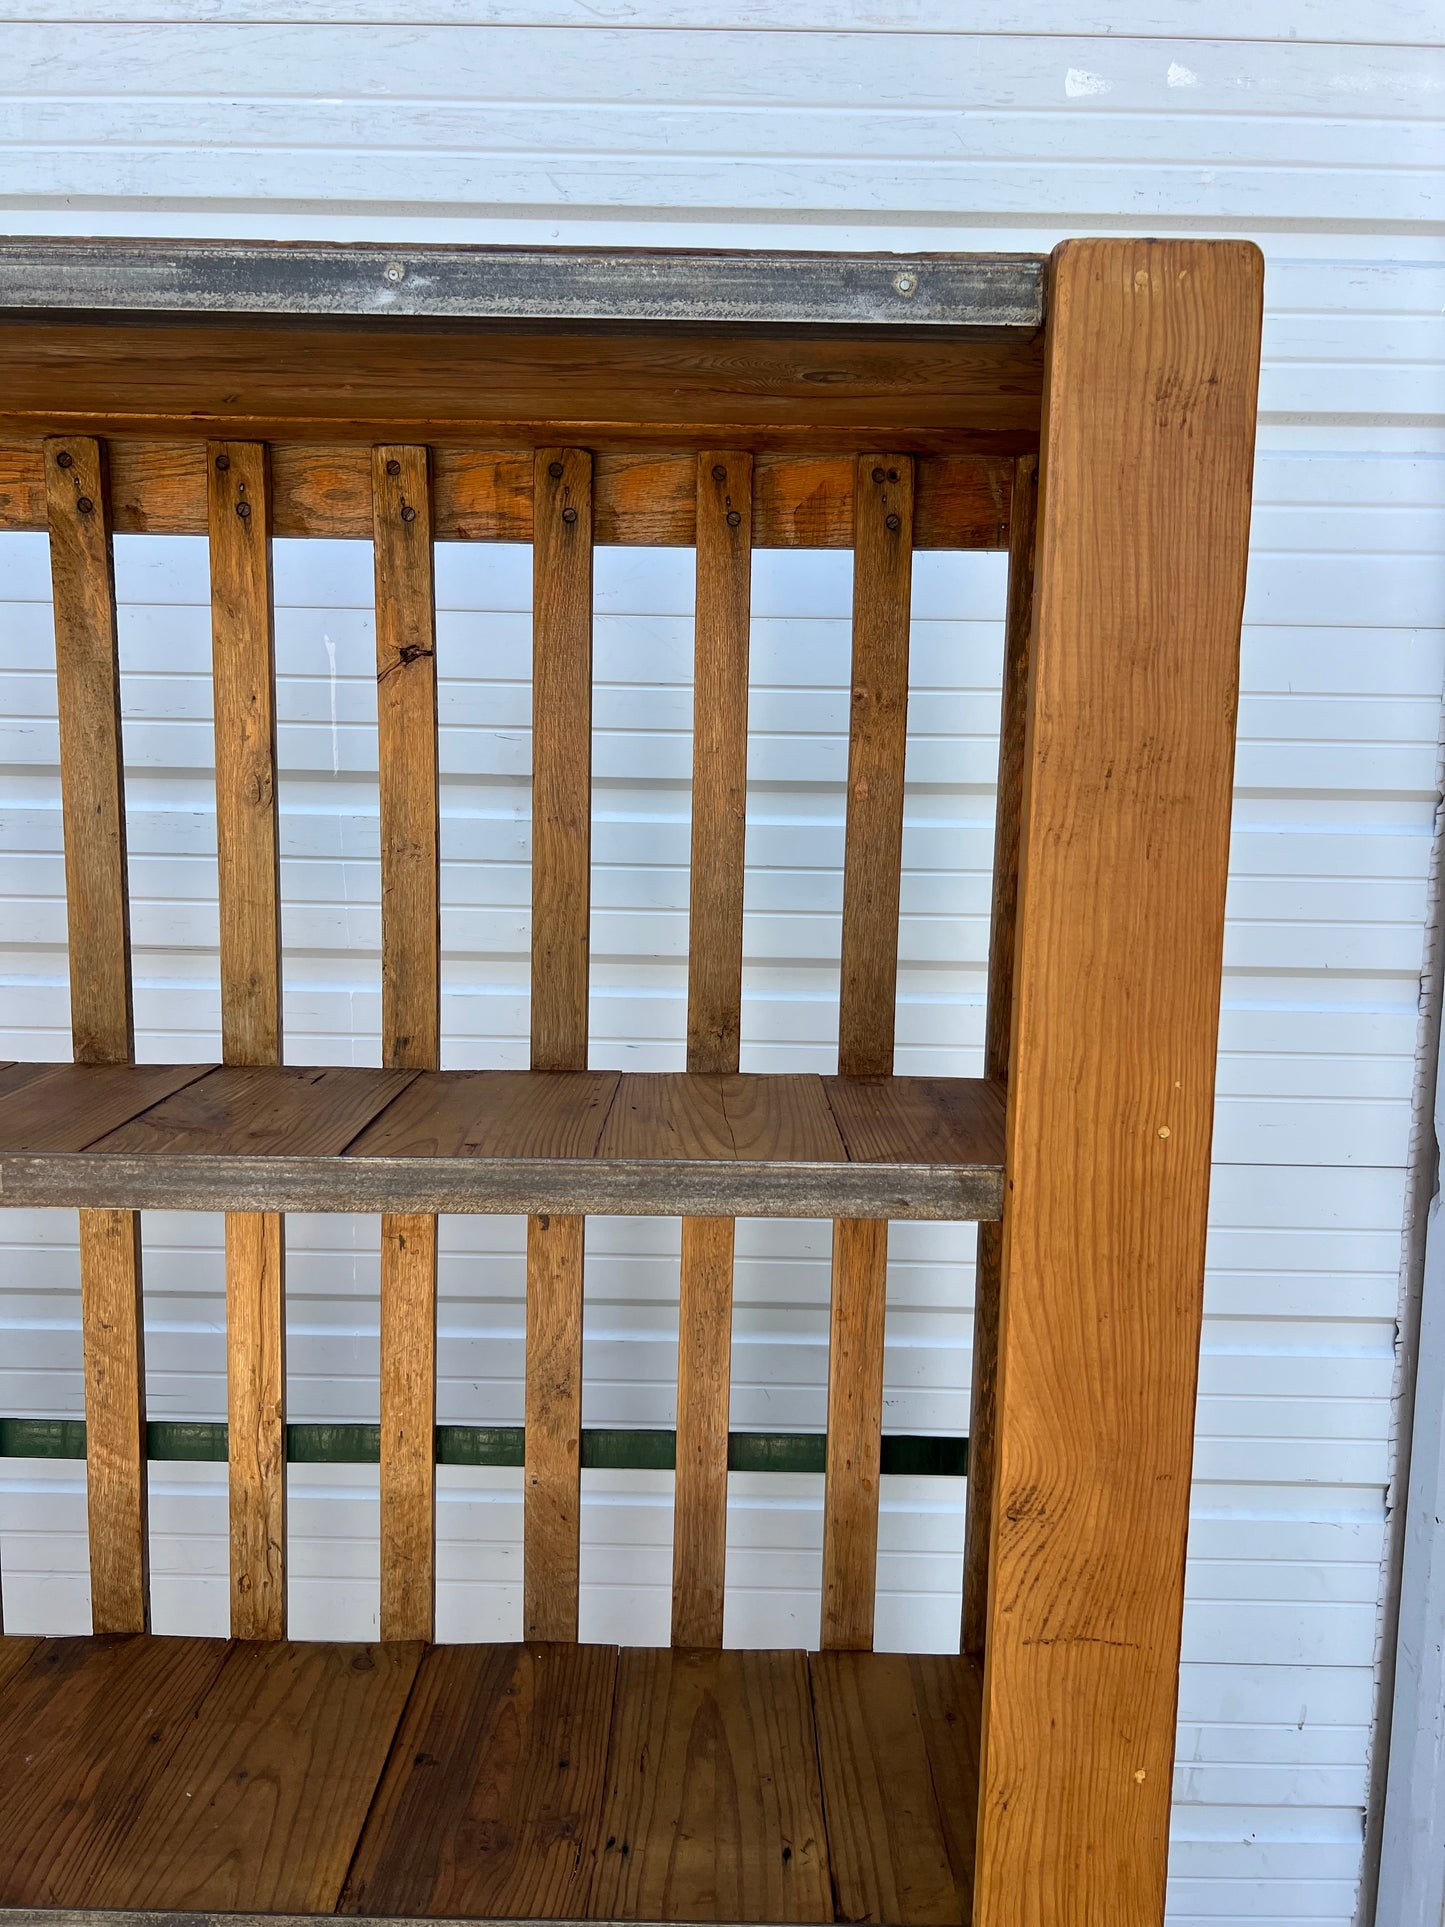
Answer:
top-left (373, 445), bottom-right (440, 1642)
top-left (972, 239), bottom-right (1263, 1926)
top-left (210, 440), bottom-right (286, 1640)
top-left (822, 454), bottom-right (913, 1652)
top-left (45, 436), bottom-right (149, 1635)
top-left (674, 450), bottom-right (752, 1650)
top-left (525, 447), bottom-right (594, 1643)
top-left (961, 452), bottom-right (1037, 1660)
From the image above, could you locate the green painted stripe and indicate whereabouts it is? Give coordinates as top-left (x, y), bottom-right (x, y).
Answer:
top-left (0, 1417), bottom-right (967, 1476)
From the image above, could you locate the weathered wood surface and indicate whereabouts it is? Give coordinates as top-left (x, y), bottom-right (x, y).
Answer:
top-left (373, 443), bottom-right (441, 1643)
top-left (524, 1211), bottom-right (585, 1643)
top-left (0, 1062), bottom-right (209, 1153)
top-left (0, 1634), bottom-right (982, 1922)
top-left (591, 1648), bottom-right (833, 1922)
top-left (0, 1070), bottom-right (1004, 1219)
top-left (820, 1218), bottom-right (888, 1653)
top-left (0, 319), bottom-right (1044, 453)
top-left (0, 240), bottom-right (1046, 330)
top-left (45, 437), bottom-right (149, 1635)
top-left (810, 1651), bottom-right (960, 1925)
top-left (78, 1642), bottom-right (420, 1914)
top-left (972, 238), bottom-right (1263, 1927)
top-left (961, 452), bottom-right (1037, 1663)
top-left (1, 441), bottom-right (1012, 549)
top-left (342, 1643), bottom-right (618, 1919)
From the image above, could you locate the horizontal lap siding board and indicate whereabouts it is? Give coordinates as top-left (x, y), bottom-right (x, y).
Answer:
top-left (0, 18), bottom-right (1435, 1927)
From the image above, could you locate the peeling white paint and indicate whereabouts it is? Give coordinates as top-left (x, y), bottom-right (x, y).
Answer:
top-left (1064, 65), bottom-right (1110, 97)
top-left (1167, 60), bottom-right (1199, 87)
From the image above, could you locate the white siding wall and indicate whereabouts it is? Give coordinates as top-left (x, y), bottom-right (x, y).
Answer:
top-left (0, 8), bottom-right (1441, 1923)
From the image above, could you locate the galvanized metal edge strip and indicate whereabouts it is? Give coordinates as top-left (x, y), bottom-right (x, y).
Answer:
top-left (0, 1153), bottom-right (1002, 1221)
top-left (0, 240), bottom-right (1046, 330)
top-left (0, 1417), bottom-right (967, 1478)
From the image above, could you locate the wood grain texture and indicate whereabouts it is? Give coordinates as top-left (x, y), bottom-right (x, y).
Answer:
top-left (0, 1061), bottom-right (211, 1151)
top-left (962, 452), bottom-right (1037, 1663)
top-left (347, 1068), bottom-right (620, 1160)
top-left (600, 1073), bottom-right (845, 1164)
top-left (45, 439), bottom-right (150, 1635)
top-left (373, 444), bottom-right (439, 1073)
top-left (821, 1217), bottom-right (888, 1652)
top-left (687, 451), bottom-right (752, 1077)
top-left (591, 1647), bottom-right (832, 1922)
top-left (973, 239), bottom-right (1263, 1927)
top-left (78, 1210), bottom-right (148, 1634)
top-left (93, 1063), bottom-right (416, 1155)
top-left (81, 1640), bottom-right (420, 1913)
top-left (342, 1642), bottom-right (618, 1919)
top-left (810, 1650), bottom-right (958, 1925)
top-left (673, 1215), bottom-right (734, 1649)
top-left (4, 441), bottom-right (1013, 549)
top-left (824, 1075), bottom-right (1006, 1170)
top-left (0, 1636), bottom-right (231, 1907)
top-left (227, 1209), bottom-right (286, 1639)
top-left (838, 453), bottom-right (914, 1080)
top-left (0, 319), bottom-right (1044, 452)
top-left (909, 1654), bottom-right (983, 1924)
top-left (524, 1211), bottom-right (585, 1643)
top-left (531, 447), bottom-right (594, 1073)
top-left (0, 1636), bottom-right (40, 1691)
top-left (379, 1213), bottom-right (436, 1641)
top-left (209, 441), bottom-right (281, 1068)
top-left (45, 436), bottom-right (131, 1065)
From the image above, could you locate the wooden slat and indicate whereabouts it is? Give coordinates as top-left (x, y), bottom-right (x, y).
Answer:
top-left (79, 1640), bottom-right (420, 1913)
top-left (0, 1061), bottom-right (211, 1151)
top-left (342, 1642), bottom-right (618, 1918)
top-left (45, 437), bottom-right (131, 1065)
top-left (45, 435), bottom-right (150, 1636)
top-left (0, 1635), bottom-right (232, 1906)
top-left (373, 444), bottom-right (441, 1643)
top-left (524, 1211), bottom-right (585, 1643)
top-left (0, 319), bottom-right (1045, 453)
top-left (810, 1650), bottom-right (958, 1925)
top-left (824, 1074), bottom-right (1007, 1169)
top-left (208, 441), bottom-right (288, 1644)
top-left (909, 1654), bottom-right (983, 1921)
top-left (0, 1636), bottom-right (40, 1692)
top-left (348, 1068), bottom-right (619, 1160)
top-left (599, 1072), bottom-right (845, 1164)
top-left (820, 455), bottom-right (915, 1656)
top-left (673, 1214), bottom-right (734, 1648)
top-left (590, 1647), bottom-right (833, 1922)
top-left (3, 442), bottom-right (1013, 549)
top-left (962, 452), bottom-right (1037, 1663)
top-left (94, 1065), bottom-right (416, 1156)
top-left (210, 441), bottom-right (281, 1067)
top-left (973, 239), bottom-right (1263, 1927)
top-left (526, 447), bottom-right (594, 1645)
top-left (839, 453), bottom-right (915, 1079)
top-left (821, 1217), bottom-right (888, 1653)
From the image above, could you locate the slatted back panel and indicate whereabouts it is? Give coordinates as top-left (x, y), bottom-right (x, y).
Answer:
top-left (14, 425), bottom-right (1013, 1650)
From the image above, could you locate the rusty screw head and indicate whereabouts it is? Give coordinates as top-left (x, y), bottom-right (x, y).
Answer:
top-left (236, 500), bottom-right (251, 520)
top-left (548, 461), bottom-right (564, 480)
top-left (871, 465), bottom-right (886, 484)
top-left (55, 450), bottom-right (73, 470)
top-left (401, 504), bottom-right (417, 523)
top-left (712, 464), bottom-right (727, 483)
top-left (893, 270), bottom-right (918, 297)
top-left (885, 512), bottom-right (901, 532)
top-left (561, 506), bottom-right (578, 525)
top-left (214, 452), bottom-right (230, 472)
top-left (385, 459), bottom-right (401, 477)
top-left (726, 509), bottom-right (742, 528)
top-left (76, 496), bottom-right (93, 514)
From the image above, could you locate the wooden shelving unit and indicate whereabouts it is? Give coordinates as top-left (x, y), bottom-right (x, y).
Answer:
top-left (0, 233), bottom-right (1263, 1926)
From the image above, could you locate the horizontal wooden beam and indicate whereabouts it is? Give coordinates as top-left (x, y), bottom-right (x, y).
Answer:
top-left (0, 438), bottom-right (1010, 547)
top-left (0, 1151), bottom-right (999, 1220)
top-left (0, 239), bottom-right (1046, 333)
top-left (0, 1418), bottom-right (968, 1478)
top-left (0, 317), bottom-right (1043, 453)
